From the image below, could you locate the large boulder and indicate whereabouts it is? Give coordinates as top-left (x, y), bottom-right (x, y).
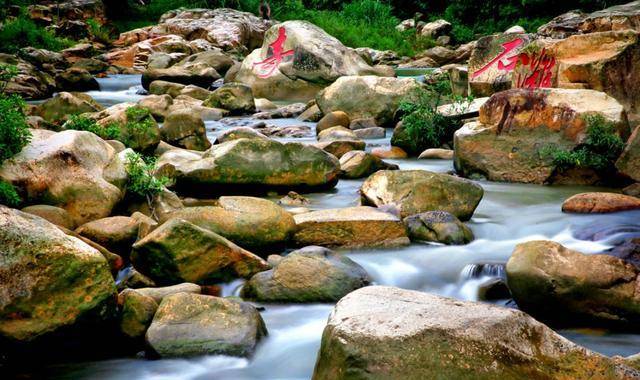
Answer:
top-left (160, 109), bottom-right (211, 151)
top-left (141, 66), bottom-right (220, 91)
top-left (235, 21), bottom-right (379, 102)
top-left (454, 88), bottom-right (630, 184)
top-left (339, 150), bottom-right (399, 179)
top-left (55, 67), bottom-right (99, 92)
top-left (241, 246), bottom-right (370, 303)
top-left (0, 206), bottom-right (115, 342)
top-left (0, 53), bottom-right (56, 100)
top-left (156, 138), bottom-right (341, 194)
top-left (313, 286), bottom-right (639, 379)
top-left (131, 218), bottom-right (269, 285)
top-left (162, 196), bottom-right (296, 251)
top-left (203, 83), bottom-right (256, 115)
top-left (35, 92), bottom-right (103, 124)
top-left (468, 33), bottom-right (534, 97)
top-left (293, 206), bottom-right (410, 248)
top-left (146, 293), bottom-right (266, 358)
top-left (562, 192), bottom-right (640, 213)
top-left (316, 76), bottom-right (421, 126)
top-left (105, 34), bottom-right (192, 71)
top-left (537, 1), bottom-right (640, 39)
top-left (92, 103), bottom-right (162, 152)
top-left (403, 211), bottom-right (474, 245)
top-left (118, 289), bottom-right (158, 340)
top-left (75, 216), bottom-right (141, 256)
top-left (0, 130), bottom-right (127, 226)
top-left (360, 170), bottom-right (484, 220)
top-left (175, 49), bottom-right (235, 76)
top-left (506, 240), bottom-right (640, 328)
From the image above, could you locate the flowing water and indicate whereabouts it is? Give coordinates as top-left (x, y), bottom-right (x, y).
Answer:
top-left (42, 75), bottom-right (640, 379)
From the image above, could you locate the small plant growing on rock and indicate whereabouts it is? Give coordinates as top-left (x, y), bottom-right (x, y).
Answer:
top-left (540, 114), bottom-right (625, 172)
top-left (125, 151), bottom-right (169, 202)
top-left (64, 114), bottom-right (121, 140)
top-left (86, 18), bottom-right (113, 45)
top-left (0, 65), bottom-right (31, 163)
top-left (0, 180), bottom-right (20, 207)
top-left (124, 105), bottom-right (155, 147)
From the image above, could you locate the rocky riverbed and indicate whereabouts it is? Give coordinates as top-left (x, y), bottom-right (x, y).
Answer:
top-left (3, 1), bottom-right (640, 379)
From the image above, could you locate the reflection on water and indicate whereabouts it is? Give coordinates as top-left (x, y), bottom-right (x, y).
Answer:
top-left (43, 76), bottom-right (640, 380)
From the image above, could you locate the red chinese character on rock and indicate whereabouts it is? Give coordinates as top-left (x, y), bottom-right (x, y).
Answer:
top-left (472, 38), bottom-right (525, 79)
top-left (514, 48), bottom-right (556, 89)
top-left (253, 27), bottom-right (295, 79)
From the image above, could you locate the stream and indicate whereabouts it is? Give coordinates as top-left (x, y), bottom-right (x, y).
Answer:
top-left (42, 75), bottom-right (640, 379)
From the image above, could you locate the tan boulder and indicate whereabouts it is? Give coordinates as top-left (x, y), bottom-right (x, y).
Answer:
top-left (562, 192), bottom-right (640, 213)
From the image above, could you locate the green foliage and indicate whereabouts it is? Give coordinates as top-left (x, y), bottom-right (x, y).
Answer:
top-left (0, 15), bottom-right (73, 54)
top-left (540, 114), bottom-right (625, 172)
top-left (0, 93), bottom-right (31, 162)
top-left (64, 115), bottom-right (121, 140)
top-left (124, 105), bottom-right (155, 145)
top-left (0, 64), bottom-right (18, 93)
top-left (124, 151), bottom-right (169, 200)
top-left (0, 180), bottom-right (20, 207)
top-left (394, 75), bottom-right (469, 155)
top-left (86, 18), bottom-right (113, 45)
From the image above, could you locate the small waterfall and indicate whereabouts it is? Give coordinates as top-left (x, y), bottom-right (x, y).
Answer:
top-left (460, 263), bottom-right (506, 280)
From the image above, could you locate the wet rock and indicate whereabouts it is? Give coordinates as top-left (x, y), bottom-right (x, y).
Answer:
top-left (348, 117), bottom-right (378, 130)
top-left (255, 98), bottom-right (278, 111)
top-left (179, 85), bottom-right (211, 101)
top-left (161, 110), bottom-right (211, 151)
top-left (317, 76), bottom-right (420, 126)
top-left (21, 204), bottom-right (76, 230)
top-left (623, 183), bottom-right (640, 197)
top-left (278, 191), bottom-right (309, 206)
top-left (236, 21), bottom-right (378, 102)
top-left (169, 94), bottom-right (228, 121)
top-left (146, 293), bottom-right (267, 358)
top-left (617, 125), bottom-right (640, 182)
top-left (241, 246), bottom-right (370, 303)
top-left (72, 58), bottom-right (109, 74)
top-left (317, 126), bottom-right (358, 142)
top-left (203, 83), bottom-right (255, 115)
top-left (562, 192), bottom-right (640, 213)
top-left (454, 88), bottom-right (630, 184)
top-left (175, 50), bottom-right (235, 76)
top-left (118, 289), bottom-right (158, 339)
top-left (298, 104), bottom-right (323, 122)
top-left (316, 111), bottom-right (350, 135)
top-left (138, 94), bottom-right (173, 121)
top-left (135, 283), bottom-right (201, 304)
top-left (93, 103), bottom-right (162, 152)
top-left (131, 218), bottom-right (269, 285)
top-left (353, 127), bottom-right (385, 140)
top-left (0, 54), bottom-right (56, 100)
top-left (312, 285), bottom-right (638, 379)
top-left (507, 240), bottom-right (640, 329)
top-left (162, 196), bottom-right (296, 251)
top-left (55, 67), bottom-right (99, 92)
top-left (477, 278), bottom-right (511, 301)
top-left (371, 146), bottom-right (408, 159)
top-left (149, 80), bottom-right (185, 97)
top-left (75, 216), bottom-right (141, 256)
top-left (156, 138), bottom-right (341, 193)
top-left (361, 170), bottom-right (483, 220)
top-left (339, 150), bottom-right (398, 179)
top-left (0, 206), bottom-right (116, 342)
top-left (418, 148), bottom-right (454, 160)
top-left (35, 91), bottom-right (103, 124)
top-left (142, 66), bottom-right (220, 91)
top-left (117, 268), bottom-right (156, 291)
top-left (214, 127), bottom-right (269, 144)
top-left (403, 211), bottom-right (474, 245)
top-left (293, 206), bottom-right (409, 248)
top-left (315, 139), bottom-right (366, 159)
top-left (0, 130), bottom-right (127, 225)
top-left (253, 102), bottom-right (307, 119)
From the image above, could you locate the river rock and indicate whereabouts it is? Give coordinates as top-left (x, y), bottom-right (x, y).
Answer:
top-left (156, 138), bottom-right (341, 194)
top-left (162, 196), bottom-right (296, 251)
top-left (76, 216), bottom-right (141, 256)
top-left (339, 150), bottom-right (398, 179)
top-left (293, 206), bottom-right (409, 248)
top-left (454, 88), bottom-right (630, 184)
top-left (315, 139), bottom-right (366, 159)
top-left (146, 292), bottom-right (267, 358)
top-left (0, 130), bottom-right (127, 225)
top-left (538, 1), bottom-right (640, 39)
top-left (562, 192), bottom-right (640, 213)
top-left (0, 206), bottom-right (116, 342)
top-left (316, 76), bottom-right (420, 126)
top-left (617, 125), bottom-right (640, 181)
top-left (176, 49), bottom-right (235, 76)
top-left (235, 21), bottom-right (378, 102)
top-left (371, 146), bottom-right (408, 159)
top-left (316, 111), bottom-right (350, 135)
top-left (118, 289), bottom-right (158, 339)
top-left (131, 218), bottom-right (269, 285)
top-left (420, 19), bottom-right (452, 39)
top-left (361, 170), bottom-right (483, 220)
top-left (19, 47), bottom-right (67, 70)
top-left (507, 240), bottom-right (640, 328)
top-left (241, 246), bottom-right (370, 303)
top-left (203, 83), bottom-right (255, 115)
top-left (0, 53), bottom-right (56, 100)
top-left (317, 126), bottom-right (358, 142)
top-left (161, 110), bottom-right (211, 151)
top-left (55, 67), bottom-right (100, 92)
top-left (312, 285), bottom-right (638, 379)
top-left (149, 80), bottom-right (185, 97)
top-left (403, 211), bottom-right (474, 245)
top-left (138, 94), bottom-right (173, 121)
top-left (214, 127), bottom-right (269, 144)
top-left (35, 91), bottom-right (103, 124)
top-left (93, 103), bottom-right (162, 152)
top-left (21, 204), bottom-right (76, 230)
top-left (353, 127), bottom-right (385, 140)
top-left (468, 33), bottom-right (534, 97)
top-left (135, 283), bottom-right (201, 304)
top-left (142, 66), bottom-right (220, 91)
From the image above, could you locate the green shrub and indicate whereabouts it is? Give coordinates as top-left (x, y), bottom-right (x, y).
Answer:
top-left (0, 180), bottom-right (20, 207)
top-left (86, 18), bottom-right (113, 45)
top-left (0, 15), bottom-right (73, 54)
top-left (540, 114), bottom-right (625, 172)
top-left (0, 93), bottom-right (31, 162)
top-left (124, 151), bottom-right (169, 200)
top-left (0, 64), bottom-right (18, 93)
top-left (63, 114), bottom-right (121, 140)
top-left (124, 105), bottom-right (155, 145)
top-left (393, 75), bottom-right (468, 155)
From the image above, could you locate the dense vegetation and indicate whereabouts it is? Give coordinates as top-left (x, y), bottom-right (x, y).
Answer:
top-left (124, 151), bottom-right (169, 201)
